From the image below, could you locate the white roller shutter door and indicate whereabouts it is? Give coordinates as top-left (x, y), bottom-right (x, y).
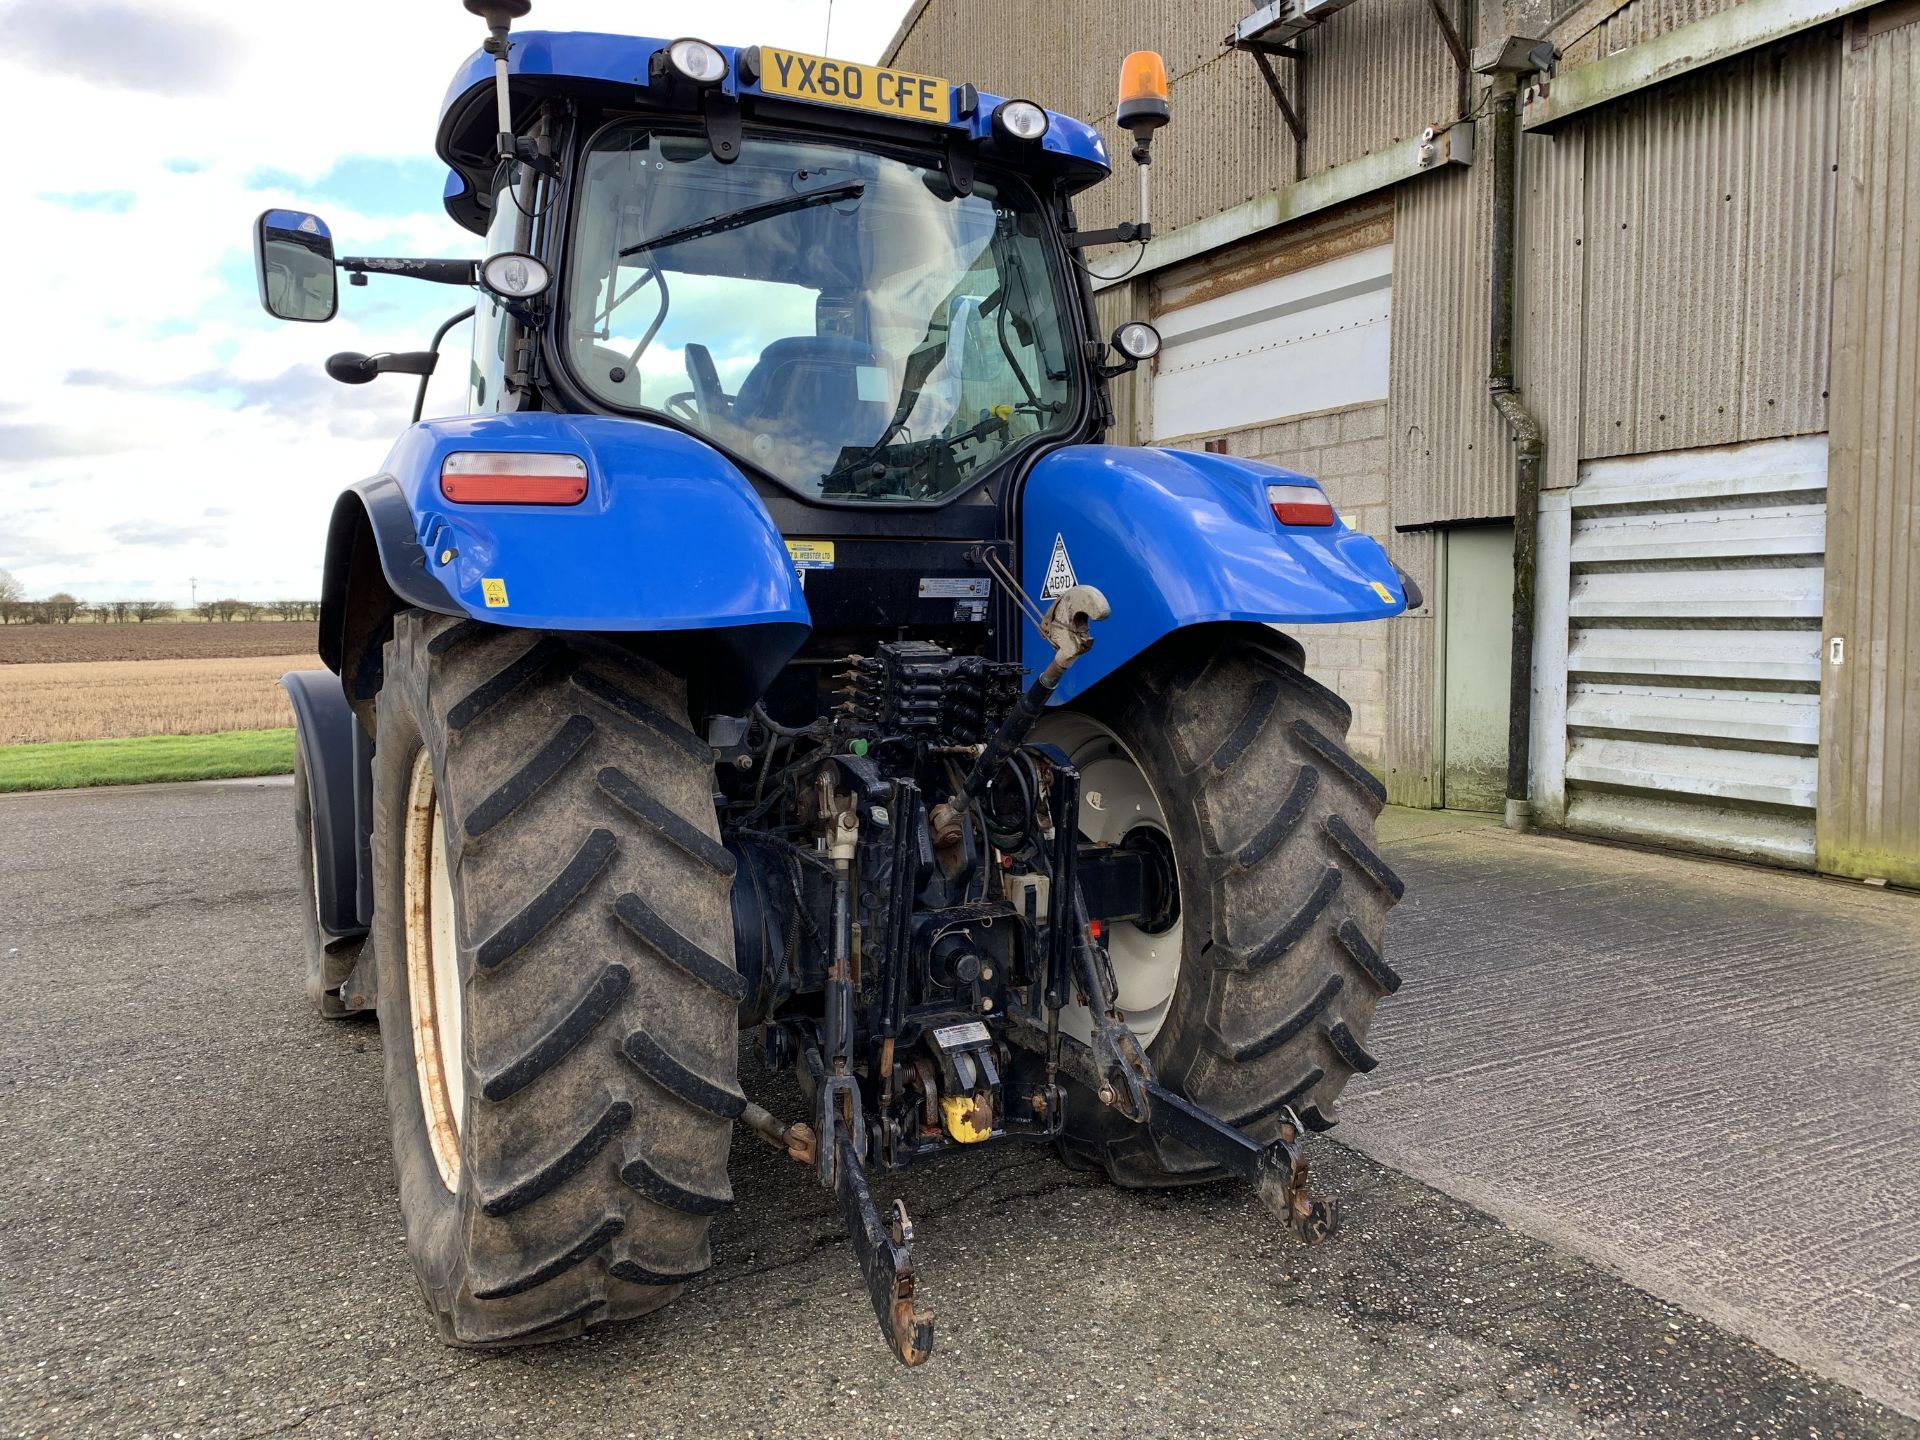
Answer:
top-left (1539, 436), bottom-right (1828, 866)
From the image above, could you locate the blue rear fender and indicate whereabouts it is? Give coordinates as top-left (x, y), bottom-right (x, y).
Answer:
top-left (325, 412), bottom-right (810, 705)
top-left (383, 413), bottom-right (807, 631)
top-left (1020, 445), bottom-right (1407, 705)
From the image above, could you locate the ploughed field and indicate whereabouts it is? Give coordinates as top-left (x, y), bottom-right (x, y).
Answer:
top-left (0, 619), bottom-right (320, 665)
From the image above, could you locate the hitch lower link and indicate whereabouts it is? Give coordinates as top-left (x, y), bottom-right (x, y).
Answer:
top-left (804, 1053), bottom-right (936, 1367)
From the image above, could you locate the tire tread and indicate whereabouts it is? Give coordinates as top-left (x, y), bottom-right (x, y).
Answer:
top-left (1049, 631), bottom-right (1401, 1187)
top-left (375, 615), bottom-right (737, 1348)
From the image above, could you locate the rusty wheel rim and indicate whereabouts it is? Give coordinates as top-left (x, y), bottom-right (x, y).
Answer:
top-left (403, 748), bottom-right (465, 1192)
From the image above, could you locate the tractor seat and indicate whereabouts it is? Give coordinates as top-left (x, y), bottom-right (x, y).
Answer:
top-left (731, 337), bottom-right (889, 454)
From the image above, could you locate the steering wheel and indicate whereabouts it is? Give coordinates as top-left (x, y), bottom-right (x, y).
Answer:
top-left (684, 343), bottom-right (726, 426)
top-left (664, 391), bottom-right (700, 424)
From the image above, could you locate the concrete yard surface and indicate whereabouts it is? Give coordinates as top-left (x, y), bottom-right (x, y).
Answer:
top-left (1345, 808), bottom-right (1920, 1420)
top-left (0, 780), bottom-right (1915, 1438)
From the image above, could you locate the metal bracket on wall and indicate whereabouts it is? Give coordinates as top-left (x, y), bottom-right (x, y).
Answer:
top-left (1424, 0), bottom-right (1472, 114)
top-left (1247, 47), bottom-right (1306, 148)
top-left (1224, 0), bottom-right (1361, 151)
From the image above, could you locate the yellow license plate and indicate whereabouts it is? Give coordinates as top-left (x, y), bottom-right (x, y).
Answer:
top-left (758, 48), bottom-right (950, 124)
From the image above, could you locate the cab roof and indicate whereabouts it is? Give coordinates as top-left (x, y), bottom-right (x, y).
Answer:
top-left (436, 31), bottom-right (1111, 233)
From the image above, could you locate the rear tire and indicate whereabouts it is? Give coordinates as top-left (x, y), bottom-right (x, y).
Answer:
top-left (372, 613), bottom-right (742, 1346)
top-left (293, 745), bottom-right (361, 1020)
top-left (1037, 630), bottom-right (1404, 1185)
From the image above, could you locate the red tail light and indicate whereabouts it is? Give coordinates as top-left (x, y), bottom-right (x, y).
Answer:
top-left (441, 452), bottom-right (588, 505)
top-left (1267, 482), bottom-right (1334, 527)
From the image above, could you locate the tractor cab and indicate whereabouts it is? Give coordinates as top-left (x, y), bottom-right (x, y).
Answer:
top-left (261, 33), bottom-right (1165, 525)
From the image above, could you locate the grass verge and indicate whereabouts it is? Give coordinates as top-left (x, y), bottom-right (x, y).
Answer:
top-left (0, 728), bottom-right (296, 793)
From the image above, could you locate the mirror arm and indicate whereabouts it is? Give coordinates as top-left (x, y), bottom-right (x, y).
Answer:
top-left (338, 257), bottom-right (480, 288)
top-left (1064, 221), bottom-right (1151, 250)
top-left (326, 350), bottom-right (439, 385)
top-left (374, 352), bottom-right (439, 377)
top-left (414, 306), bottom-right (479, 424)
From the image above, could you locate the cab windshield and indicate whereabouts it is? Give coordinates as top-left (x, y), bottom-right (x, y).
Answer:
top-left (565, 125), bottom-right (1081, 503)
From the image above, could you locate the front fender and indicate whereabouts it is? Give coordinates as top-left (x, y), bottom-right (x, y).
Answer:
top-left (1021, 445), bottom-right (1407, 704)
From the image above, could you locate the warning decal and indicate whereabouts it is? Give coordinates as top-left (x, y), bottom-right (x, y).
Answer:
top-left (933, 1020), bottom-right (992, 1049)
top-left (1041, 533), bottom-right (1077, 599)
top-left (481, 578), bottom-right (509, 608)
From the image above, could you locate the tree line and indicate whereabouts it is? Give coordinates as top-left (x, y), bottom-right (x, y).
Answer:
top-left (0, 572), bottom-right (319, 625)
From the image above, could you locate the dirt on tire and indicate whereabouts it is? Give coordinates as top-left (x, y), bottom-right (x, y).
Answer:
top-left (1048, 628), bottom-right (1404, 1185)
top-left (371, 613), bottom-right (742, 1346)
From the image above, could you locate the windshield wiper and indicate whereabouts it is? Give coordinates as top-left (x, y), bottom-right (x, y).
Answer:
top-left (620, 179), bottom-right (866, 258)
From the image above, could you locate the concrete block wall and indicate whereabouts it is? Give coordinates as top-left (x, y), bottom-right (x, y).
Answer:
top-left (1161, 400), bottom-right (1393, 771)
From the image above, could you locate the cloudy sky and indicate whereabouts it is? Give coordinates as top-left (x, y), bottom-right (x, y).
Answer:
top-left (0, 0), bottom-right (910, 604)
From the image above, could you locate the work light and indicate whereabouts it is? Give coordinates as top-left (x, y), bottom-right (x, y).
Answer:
top-left (480, 251), bottom-right (550, 299)
top-left (1112, 321), bottom-right (1161, 361)
top-left (667, 37), bottom-right (727, 85)
top-left (993, 99), bottom-right (1050, 143)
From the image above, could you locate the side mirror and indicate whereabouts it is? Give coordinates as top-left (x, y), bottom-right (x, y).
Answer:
top-left (254, 209), bottom-right (338, 322)
top-left (324, 350), bottom-right (439, 385)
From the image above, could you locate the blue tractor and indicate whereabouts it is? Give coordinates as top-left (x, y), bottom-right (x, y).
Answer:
top-left (260, 2), bottom-right (1409, 1363)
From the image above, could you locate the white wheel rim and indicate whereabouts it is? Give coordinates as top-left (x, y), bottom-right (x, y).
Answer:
top-left (404, 749), bottom-right (465, 1192)
top-left (1030, 712), bottom-right (1183, 1047)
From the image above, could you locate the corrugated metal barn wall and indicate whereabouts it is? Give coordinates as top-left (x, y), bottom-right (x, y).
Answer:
top-left (1819, 10), bottom-right (1920, 886)
top-left (1517, 125), bottom-right (1586, 494)
top-left (1373, 27), bottom-right (1839, 531)
top-left (1387, 161), bottom-right (1515, 528)
top-left (886, 0), bottom-right (1460, 237)
top-left (1578, 38), bottom-right (1840, 460)
top-left (1556, 0), bottom-right (1753, 68)
top-left (1093, 280), bottom-right (1147, 441)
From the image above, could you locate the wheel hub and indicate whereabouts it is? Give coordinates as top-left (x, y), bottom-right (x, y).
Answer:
top-left (1030, 712), bottom-right (1184, 1047)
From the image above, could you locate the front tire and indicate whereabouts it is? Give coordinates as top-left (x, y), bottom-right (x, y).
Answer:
top-left (1036, 630), bottom-right (1405, 1185)
top-left (372, 613), bottom-right (743, 1346)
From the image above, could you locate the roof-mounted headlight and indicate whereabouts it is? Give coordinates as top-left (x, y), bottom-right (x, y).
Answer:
top-left (993, 99), bottom-right (1050, 143)
top-left (666, 37), bottom-right (727, 85)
